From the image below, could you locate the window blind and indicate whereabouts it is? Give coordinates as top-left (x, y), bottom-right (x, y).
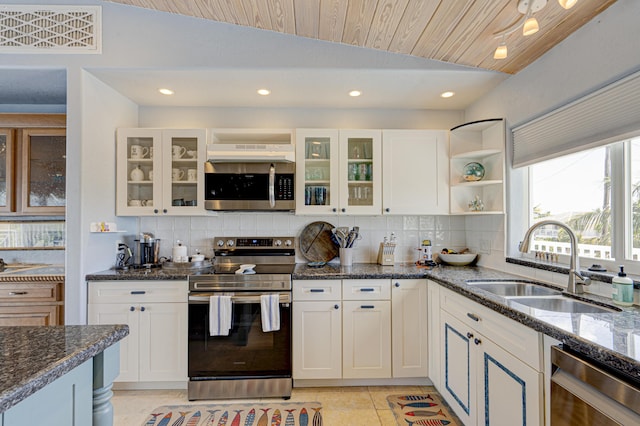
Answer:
top-left (512, 70), bottom-right (640, 168)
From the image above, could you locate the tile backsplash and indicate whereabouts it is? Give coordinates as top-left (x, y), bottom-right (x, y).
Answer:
top-left (137, 213), bottom-right (505, 264)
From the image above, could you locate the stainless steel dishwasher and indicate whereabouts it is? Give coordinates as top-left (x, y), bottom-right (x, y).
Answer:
top-left (551, 346), bottom-right (640, 425)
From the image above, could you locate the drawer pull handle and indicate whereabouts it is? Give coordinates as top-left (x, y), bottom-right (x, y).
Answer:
top-left (474, 338), bottom-right (482, 345)
top-left (309, 289), bottom-right (325, 293)
top-left (466, 313), bottom-right (480, 322)
top-left (361, 305), bottom-right (375, 309)
top-left (131, 291), bottom-right (146, 295)
top-left (8, 291), bottom-right (28, 295)
top-left (466, 332), bottom-right (474, 339)
top-left (360, 288), bottom-right (375, 292)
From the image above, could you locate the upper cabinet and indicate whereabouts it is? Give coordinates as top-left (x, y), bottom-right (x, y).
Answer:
top-left (0, 114), bottom-right (66, 216)
top-left (382, 130), bottom-right (449, 215)
top-left (116, 128), bottom-right (206, 216)
top-left (295, 129), bottom-right (382, 215)
top-left (449, 119), bottom-right (505, 215)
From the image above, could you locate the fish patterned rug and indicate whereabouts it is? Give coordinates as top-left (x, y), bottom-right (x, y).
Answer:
top-left (141, 402), bottom-right (322, 426)
top-left (388, 390), bottom-right (461, 426)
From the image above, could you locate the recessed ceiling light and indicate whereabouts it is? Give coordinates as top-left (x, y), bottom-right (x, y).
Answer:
top-left (440, 91), bottom-right (455, 98)
top-left (158, 88), bottom-right (174, 95)
top-left (349, 90), bottom-right (362, 97)
top-left (257, 89), bottom-right (271, 96)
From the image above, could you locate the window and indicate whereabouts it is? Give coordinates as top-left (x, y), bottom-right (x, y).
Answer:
top-left (528, 136), bottom-right (640, 267)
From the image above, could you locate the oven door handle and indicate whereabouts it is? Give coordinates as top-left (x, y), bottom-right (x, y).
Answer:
top-left (269, 163), bottom-right (276, 208)
top-left (189, 293), bottom-right (291, 304)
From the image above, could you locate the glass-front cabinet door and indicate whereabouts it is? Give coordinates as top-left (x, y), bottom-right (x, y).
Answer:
top-left (20, 128), bottom-right (66, 214)
top-left (161, 129), bottom-right (205, 215)
top-left (295, 129), bottom-right (339, 214)
top-left (117, 128), bottom-right (161, 215)
top-left (116, 128), bottom-right (206, 216)
top-left (0, 129), bottom-right (14, 213)
top-left (339, 130), bottom-right (381, 215)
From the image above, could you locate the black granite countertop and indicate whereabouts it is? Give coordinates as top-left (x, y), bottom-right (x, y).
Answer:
top-left (293, 262), bottom-right (640, 383)
top-left (0, 324), bottom-right (129, 413)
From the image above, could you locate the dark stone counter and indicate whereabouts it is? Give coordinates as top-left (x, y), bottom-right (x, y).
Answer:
top-left (0, 324), bottom-right (129, 413)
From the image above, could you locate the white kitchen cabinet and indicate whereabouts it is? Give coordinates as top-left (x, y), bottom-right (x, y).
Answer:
top-left (382, 130), bottom-right (449, 215)
top-left (449, 119), bottom-right (505, 214)
top-left (426, 280), bottom-right (441, 387)
top-left (439, 287), bottom-right (542, 425)
top-left (88, 280), bottom-right (188, 384)
top-left (391, 279), bottom-right (428, 378)
top-left (116, 128), bottom-right (206, 216)
top-left (295, 129), bottom-right (382, 215)
top-left (292, 280), bottom-right (342, 379)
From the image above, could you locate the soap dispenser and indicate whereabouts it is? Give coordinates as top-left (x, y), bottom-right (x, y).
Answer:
top-left (612, 266), bottom-right (634, 307)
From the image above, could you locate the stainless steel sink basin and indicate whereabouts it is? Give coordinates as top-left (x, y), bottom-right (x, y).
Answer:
top-left (508, 296), bottom-right (619, 314)
top-left (467, 280), bottom-right (561, 297)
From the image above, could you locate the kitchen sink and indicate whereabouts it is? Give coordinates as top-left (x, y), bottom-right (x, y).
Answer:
top-left (467, 280), bottom-right (562, 297)
top-left (508, 296), bottom-right (619, 314)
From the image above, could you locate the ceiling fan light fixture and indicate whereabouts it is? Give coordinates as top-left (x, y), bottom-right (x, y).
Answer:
top-left (523, 17), bottom-right (539, 36)
top-left (558, 0), bottom-right (578, 9)
top-left (494, 41), bottom-right (508, 60)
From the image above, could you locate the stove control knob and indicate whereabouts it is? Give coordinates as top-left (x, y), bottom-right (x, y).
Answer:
top-left (274, 240), bottom-right (282, 247)
top-left (284, 239), bottom-right (293, 246)
top-left (216, 240), bottom-right (225, 247)
top-left (226, 240), bottom-right (235, 247)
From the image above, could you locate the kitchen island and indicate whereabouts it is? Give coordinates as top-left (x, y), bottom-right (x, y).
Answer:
top-left (0, 324), bottom-right (129, 425)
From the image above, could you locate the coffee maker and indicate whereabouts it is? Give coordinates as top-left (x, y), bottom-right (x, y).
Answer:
top-left (132, 233), bottom-right (161, 267)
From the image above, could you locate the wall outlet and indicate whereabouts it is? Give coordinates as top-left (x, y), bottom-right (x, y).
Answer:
top-left (479, 239), bottom-right (491, 254)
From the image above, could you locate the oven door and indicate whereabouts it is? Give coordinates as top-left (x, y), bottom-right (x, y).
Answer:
top-left (188, 292), bottom-right (291, 379)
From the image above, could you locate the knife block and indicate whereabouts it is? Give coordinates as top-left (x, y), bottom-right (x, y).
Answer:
top-left (377, 242), bottom-right (395, 265)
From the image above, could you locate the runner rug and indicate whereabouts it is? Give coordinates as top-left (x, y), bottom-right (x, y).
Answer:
top-left (388, 389), bottom-right (461, 426)
top-left (141, 401), bottom-right (322, 425)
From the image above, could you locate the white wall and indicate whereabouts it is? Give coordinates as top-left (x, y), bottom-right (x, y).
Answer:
top-left (463, 0), bottom-right (640, 273)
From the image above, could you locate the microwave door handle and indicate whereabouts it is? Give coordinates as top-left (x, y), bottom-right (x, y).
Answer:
top-left (269, 163), bottom-right (276, 208)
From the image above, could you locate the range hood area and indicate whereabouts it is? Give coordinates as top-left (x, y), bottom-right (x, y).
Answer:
top-left (207, 129), bottom-right (295, 162)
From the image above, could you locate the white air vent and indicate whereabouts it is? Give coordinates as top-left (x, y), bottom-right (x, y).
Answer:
top-left (0, 5), bottom-right (101, 53)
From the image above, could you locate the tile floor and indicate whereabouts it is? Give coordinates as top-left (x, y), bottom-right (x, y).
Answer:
top-left (112, 385), bottom-right (432, 425)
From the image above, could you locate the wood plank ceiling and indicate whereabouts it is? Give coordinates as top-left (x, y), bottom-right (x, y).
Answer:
top-left (107, 0), bottom-right (616, 74)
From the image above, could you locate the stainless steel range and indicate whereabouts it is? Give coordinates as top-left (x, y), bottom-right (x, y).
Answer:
top-left (187, 237), bottom-right (295, 400)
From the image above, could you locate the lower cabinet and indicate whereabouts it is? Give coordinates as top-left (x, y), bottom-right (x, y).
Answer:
top-left (0, 280), bottom-right (64, 326)
top-left (439, 287), bottom-right (543, 425)
top-left (88, 280), bottom-right (188, 383)
top-left (293, 278), bottom-right (426, 382)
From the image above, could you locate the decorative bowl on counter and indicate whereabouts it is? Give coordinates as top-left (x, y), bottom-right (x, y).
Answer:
top-left (438, 252), bottom-right (478, 266)
top-left (462, 162), bottom-right (485, 181)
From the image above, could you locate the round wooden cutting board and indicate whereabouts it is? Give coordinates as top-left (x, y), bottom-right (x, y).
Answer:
top-left (299, 221), bottom-right (339, 262)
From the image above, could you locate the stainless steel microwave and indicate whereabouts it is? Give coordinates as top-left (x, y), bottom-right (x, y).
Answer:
top-left (204, 162), bottom-right (295, 211)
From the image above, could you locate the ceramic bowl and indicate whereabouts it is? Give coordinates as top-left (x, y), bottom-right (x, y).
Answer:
top-left (462, 162), bottom-right (485, 181)
top-left (438, 253), bottom-right (478, 266)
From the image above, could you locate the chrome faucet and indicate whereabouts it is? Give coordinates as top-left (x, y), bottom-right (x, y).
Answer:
top-left (519, 220), bottom-right (591, 294)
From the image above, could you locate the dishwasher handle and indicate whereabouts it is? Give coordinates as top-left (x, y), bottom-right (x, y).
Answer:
top-left (551, 346), bottom-right (640, 416)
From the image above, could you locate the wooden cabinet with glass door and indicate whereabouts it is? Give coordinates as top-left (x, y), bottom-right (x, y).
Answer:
top-left (0, 114), bottom-right (66, 215)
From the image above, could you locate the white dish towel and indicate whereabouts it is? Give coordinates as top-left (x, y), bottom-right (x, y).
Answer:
top-left (261, 293), bottom-right (280, 332)
top-left (209, 295), bottom-right (232, 336)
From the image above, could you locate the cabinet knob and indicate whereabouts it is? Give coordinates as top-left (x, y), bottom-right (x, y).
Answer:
top-left (332, 208), bottom-right (337, 213)
top-left (394, 282), bottom-right (400, 287)
top-left (341, 208), bottom-right (346, 213)
top-left (466, 332), bottom-right (474, 339)
top-left (474, 338), bottom-right (482, 345)
top-left (140, 306), bottom-right (146, 312)
top-left (334, 304), bottom-right (339, 310)
top-left (130, 306), bottom-right (135, 312)
top-left (162, 209), bottom-right (168, 214)
top-left (153, 209), bottom-right (159, 214)
top-left (385, 208), bottom-right (390, 212)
